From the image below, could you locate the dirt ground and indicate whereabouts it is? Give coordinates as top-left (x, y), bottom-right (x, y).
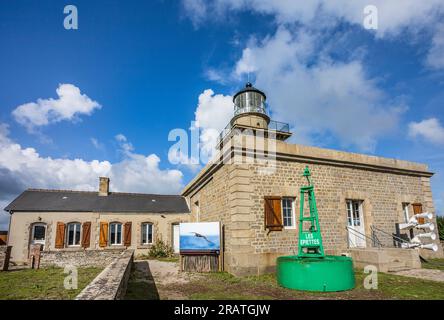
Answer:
top-left (124, 259), bottom-right (444, 300)
top-left (125, 259), bottom-right (203, 300)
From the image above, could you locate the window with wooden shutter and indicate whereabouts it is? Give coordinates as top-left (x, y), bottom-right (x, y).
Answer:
top-left (55, 222), bottom-right (66, 249)
top-left (412, 203), bottom-right (424, 224)
top-left (81, 222), bottom-right (91, 248)
top-left (264, 196), bottom-right (283, 231)
top-left (99, 222), bottom-right (108, 247)
top-left (124, 222), bottom-right (132, 246)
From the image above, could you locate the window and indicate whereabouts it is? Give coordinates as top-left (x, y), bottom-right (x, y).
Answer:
top-left (141, 223), bottom-right (153, 245)
top-left (67, 222), bottom-right (81, 246)
top-left (402, 203), bottom-right (410, 223)
top-left (109, 223), bottom-right (122, 245)
top-left (32, 224), bottom-right (46, 241)
top-left (346, 200), bottom-right (363, 227)
top-left (282, 197), bottom-right (296, 228)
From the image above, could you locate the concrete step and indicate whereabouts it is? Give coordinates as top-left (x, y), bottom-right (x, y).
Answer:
top-left (388, 266), bottom-right (412, 272)
top-left (387, 261), bottom-right (411, 272)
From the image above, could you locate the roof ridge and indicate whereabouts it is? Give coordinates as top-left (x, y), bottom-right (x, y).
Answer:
top-left (27, 188), bottom-right (96, 194)
top-left (109, 192), bottom-right (183, 197)
top-left (26, 188), bottom-right (183, 197)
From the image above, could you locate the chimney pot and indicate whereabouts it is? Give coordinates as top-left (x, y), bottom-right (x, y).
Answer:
top-left (99, 177), bottom-right (110, 196)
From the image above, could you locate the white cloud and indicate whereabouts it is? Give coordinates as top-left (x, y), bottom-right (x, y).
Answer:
top-left (194, 89), bottom-right (233, 161)
top-left (183, 0), bottom-right (444, 69)
top-left (0, 124), bottom-right (184, 229)
top-left (184, 0), bottom-right (444, 35)
top-left (12, 84), bottom-right (101, 131)
top-left (182, 0), bottom-right (208, 27)
top-left (115, 133), bottom-right (134, 154)
top-left (90, 137), bottom-right (104, 150)
top-left (408, 118), bottom-right (444, 145)
top-left (195, 89), bottom-right (233, 132)
top-left (231, 27), bottom-right (404, 151)
top-left (426, 23), bottom-right (444, 70)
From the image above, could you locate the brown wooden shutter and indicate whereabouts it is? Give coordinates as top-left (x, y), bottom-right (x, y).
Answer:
top-left (264, 196), bottom-right (283, 231)
top-left (412, 203), bottom-right (424, 224)
top-left (99, 222), bottom-right (108, 247)
top-left (124, 222), bottom-right (132, 246)
top-left (55, 222), bottom-right (66, 249)
top-left (81, 222), bottom-right (91, 248)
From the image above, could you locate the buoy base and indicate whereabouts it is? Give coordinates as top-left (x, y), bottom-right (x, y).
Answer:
top-left (276, 255), bottom-right (355, 292)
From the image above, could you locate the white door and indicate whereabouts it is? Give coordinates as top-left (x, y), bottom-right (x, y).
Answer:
top-left (346, 200), bottom-right (366, 248)
top-left (31, 223), bottom-right (46, 249)
top-left (173, 224), bottom-right (180, 253)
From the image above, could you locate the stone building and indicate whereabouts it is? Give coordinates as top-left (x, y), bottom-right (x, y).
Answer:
top-left (3, 83), bottom-right (443, 274)
top-left (182, 83), bottom-right (443, 276)
top-left (4, 177), bottom-right (189, 265)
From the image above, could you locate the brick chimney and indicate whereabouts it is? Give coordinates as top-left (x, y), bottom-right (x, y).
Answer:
top-left (98, 177), bottom-right (110, 196)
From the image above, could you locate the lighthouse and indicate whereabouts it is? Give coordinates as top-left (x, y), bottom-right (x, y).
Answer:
top-left (217, 82), bottom-right (292, 149)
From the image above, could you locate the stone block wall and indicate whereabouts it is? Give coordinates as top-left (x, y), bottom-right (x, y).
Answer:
top-left (183, 138), bottom-right (443, 276)
top-left (248, 160), bottom-right (425, 253)
top-left (76, 250), bottom-right (134, 300)
top-left (189, 164), bottom-right (232, 272)
top-left (8, 211), bottom-right (189, 264)
top-left (40, 249), bottom-right (126, 268)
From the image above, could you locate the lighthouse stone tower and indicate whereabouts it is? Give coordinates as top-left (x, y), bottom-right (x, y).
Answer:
top-left (217, 82), bottom-right (292, 150)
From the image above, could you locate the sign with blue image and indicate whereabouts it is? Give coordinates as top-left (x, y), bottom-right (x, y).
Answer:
top-left (179, 222), bottom-right (220, 253)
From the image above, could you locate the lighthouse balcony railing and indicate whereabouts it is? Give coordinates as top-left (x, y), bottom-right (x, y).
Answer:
top-left (216, 119), bottom-right (290, 145)
top-left (268, 120), bottom-right (290, 133)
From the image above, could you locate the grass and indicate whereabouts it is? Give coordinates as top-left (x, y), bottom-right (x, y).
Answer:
top-left (374, 271), bottom-right (444, 300)
top-left (134, 254), bottom-right (179, 263)
top-left (180, 269), bottom-right (444, 300)
top-left (0, 267), bottom-right (102, 300)
top-left (122, 259), bottom-right (444, 300)
top-left (422, 259), bottom-right (444, 271)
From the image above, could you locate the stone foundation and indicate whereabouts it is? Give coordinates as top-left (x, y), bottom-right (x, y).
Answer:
top-left (40, 249), bottom-right (126, 268)
top-left (348, 247), bottom-right (421, 272)
top-left (76, 250), bottom-right (134, 300)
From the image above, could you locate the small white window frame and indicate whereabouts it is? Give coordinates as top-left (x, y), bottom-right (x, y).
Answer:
top-left (109, 222), bottom-right (123, 246)
top-left (282, 197), bottom-right (296, 229)
top-left (66, 222), bottom-right (82, 247)
top-left (141, 223), bottom-right (154, 245)
top-left (346, 200), bottom-right (364, 227)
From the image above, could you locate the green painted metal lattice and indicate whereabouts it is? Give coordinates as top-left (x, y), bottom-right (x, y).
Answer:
top-left (297, 166), bottom-right (325, 258)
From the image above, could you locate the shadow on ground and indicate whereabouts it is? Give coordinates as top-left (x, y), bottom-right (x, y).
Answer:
top-left (124, 261), bottom-right (159, 300)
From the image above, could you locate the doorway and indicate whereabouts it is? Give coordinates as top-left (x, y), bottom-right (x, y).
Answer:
top-left (346, 200), bottom-right (366, 248)
top-left (172, 223), bottom-right (180, 254)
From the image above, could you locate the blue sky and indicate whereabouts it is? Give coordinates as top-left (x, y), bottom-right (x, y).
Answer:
top-left (1, 1), bottom-right (444, 229)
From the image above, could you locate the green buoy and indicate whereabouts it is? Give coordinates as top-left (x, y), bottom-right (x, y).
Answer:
top-left (276, 167), bottom-right (355, 292)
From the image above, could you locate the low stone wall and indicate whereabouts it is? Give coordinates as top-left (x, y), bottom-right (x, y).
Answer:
top-left (76, 250), bottom-right (134, 300)
top-left (0, 246), bottom-right (12, 271)
top-left (349, 247), bottom-right (421, 272)
top-left (40, 249), bottom-right (126, 268)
